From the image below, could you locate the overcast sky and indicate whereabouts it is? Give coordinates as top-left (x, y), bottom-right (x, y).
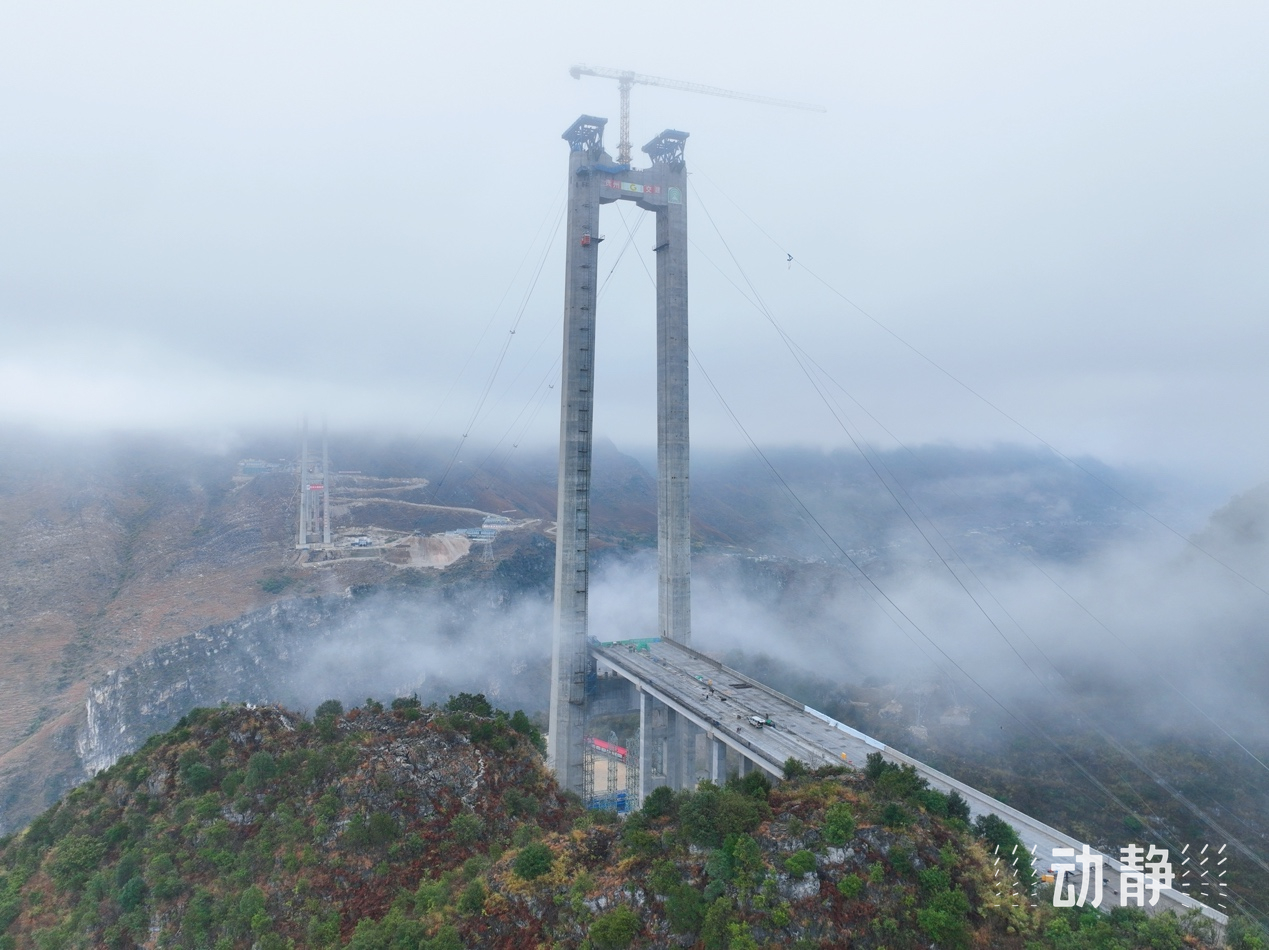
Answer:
top-left (2, 1), bottom-right (1266, 495)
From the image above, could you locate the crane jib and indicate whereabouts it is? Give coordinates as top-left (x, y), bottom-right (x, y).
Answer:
top-left (570, 63), bottom-right (824, 168)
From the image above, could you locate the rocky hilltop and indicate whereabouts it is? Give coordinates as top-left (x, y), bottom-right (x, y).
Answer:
top-left (0, 701), bottom-right (1229, 949)
top-left (0, 429), bottom-right (562, 833)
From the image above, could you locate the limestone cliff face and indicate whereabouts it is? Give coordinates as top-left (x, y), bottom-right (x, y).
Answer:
top-left (76, 597), bottom-right (348, 777)
top-left (73, 590), bottom-right (552, 782)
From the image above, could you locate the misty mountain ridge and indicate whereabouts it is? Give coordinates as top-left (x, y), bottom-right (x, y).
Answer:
top-left (1187, 482), bottom-right (1269, 586)
top-left (306, 432), bottom-right (1169, 564)
top-left (2, 425), bottom-right (1268, 921)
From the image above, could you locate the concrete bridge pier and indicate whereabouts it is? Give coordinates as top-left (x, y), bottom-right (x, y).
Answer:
top-left (639, 690), bottom-right (682, 801)
top-left (708, 736), bottom-right (727, 783)
top-left (680, 722), bottom-right (701, 787)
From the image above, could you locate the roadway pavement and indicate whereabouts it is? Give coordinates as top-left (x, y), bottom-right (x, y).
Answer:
top-left (591, 637), bottom-right (1227, 933)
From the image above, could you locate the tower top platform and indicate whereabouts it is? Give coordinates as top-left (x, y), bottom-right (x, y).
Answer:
top-left (562, 115), bottom-right (608, 152)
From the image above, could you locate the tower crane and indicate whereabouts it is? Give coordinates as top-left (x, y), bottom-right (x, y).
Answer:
top-left (569, 64), bottom-right (826, 166)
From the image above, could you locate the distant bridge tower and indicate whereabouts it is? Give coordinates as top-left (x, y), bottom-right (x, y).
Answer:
top-left (296, 418), bottom-right (331, 550)
top-left (297, 421), bottom-right (310, 549)
top-left (321, 422), bottom-right (331, 547)
top-left (548, 115), bottom-right (692, 796)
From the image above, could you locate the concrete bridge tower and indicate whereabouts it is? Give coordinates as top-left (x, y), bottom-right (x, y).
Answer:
top-left (548, 116), bottom-right (691, 796)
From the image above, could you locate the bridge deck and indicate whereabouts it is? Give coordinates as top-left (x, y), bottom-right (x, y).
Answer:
top-left (591, 637), bottom-right (1226, 930)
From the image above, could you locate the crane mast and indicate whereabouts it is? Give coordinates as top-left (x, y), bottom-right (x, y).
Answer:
top-left (569, 64), bottom-right (825, 165)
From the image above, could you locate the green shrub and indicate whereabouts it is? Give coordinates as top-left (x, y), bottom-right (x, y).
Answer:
top-left (510, 823), bottom-right (541, 848)
top-left (1226, 915), bottom-right (1269, 950)
top-left (221, 769), bottom-right (244, 797)
top-left (512, 842), bottom-right (554, 880)
top-left (666, 884), bottom-right (705, 934)
top-left (102, 821), bottom-right (128, 846)
top-left (366, 812), bottom-right (398, 846)
top-left (445, 693), bottom-right (493, 717)
top-left (345, 916), bottom-right (397, 950)
top-left (115, 849), bottom-right (141, 888)
top-left (916, 788), bottom-right (950, 816)
top-left (426, 924), bottom-right (463, 950)
top-left (881, 802), bottom-right (910, 827)
top-left (414, 878), bottom-right (449, 913)
top-left (315, 791), bottom-right (340, 821)
top-left (182, 762), bottom-right (215, 793)
top-left (508, 710), bottom-right (544, 751)
top-left (729, 771), bottom-right (771, 800)
top-left (877, 763), bottom-right (929, 799)
top-left (916, 888), bottom-right (971, 950)
top-left (449, 812), bottom-right (483, 846)
top-left (343, 811), bottom-right (399, 848)
top-left (782, 757), bottom-right (809, 780)
top-left (194, 794), bottom-right (222, 821)
top-left (306, 912), bottom-right (341, 947)
top-left (838, 874), bottom-right (864, 898)
top-left (649, 859), bottom-right (680, 895)
top-left (973, 813), bottom-right (1035, 888)
top-left (919, 867), bottom-right (951, 893)
top-left (48, 835), bottom-right (106, 891)
top-left (784, 850), bottom-right (816, 876)
top-left (456, 880), bottom-right (485, 915)
top-left (589, 905), bottom-right (640, 950)
top-left (316, 715), bottom-right (340, 742)
top-left (823, 801), bottom-right (855, 845)
top-left (678, 783), bottom-right (769, 848)
top-left (243, 753), bottom-right (277, 792)
top-left (461, 856), bottom-right (489, 882)
top-left (727, 921), bottom-right (760, 950)
top-left (701, 897), bottom-right (733, 950)
top-left (621, 828), bottom-right (662, 859)
top-left (469, 720), bottom-right (494, 744)
top-left (148, 855), bottom-right (184, 901)
top-left (118, 875), bottom-right (146, 912)
top-left (641, 785), bottom-right (676, 819)
top-left (503, 788), bottom-right (538, 818)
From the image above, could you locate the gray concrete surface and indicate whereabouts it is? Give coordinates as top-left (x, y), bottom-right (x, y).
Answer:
top-left (592, 637), bottom-right (1227, 935)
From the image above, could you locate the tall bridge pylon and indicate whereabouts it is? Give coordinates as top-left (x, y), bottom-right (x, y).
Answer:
top-left (538, 116), bottom-right (1229, 938)
top-left (296, 417), bottom-right (331, 550)
top-left (548, 116), bottom-right (692, 796)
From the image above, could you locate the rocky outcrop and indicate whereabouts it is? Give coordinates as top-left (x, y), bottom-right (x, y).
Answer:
top-left (76, 597), bottom-right (349, 776)
top-left (74, 591), bottom-right (552, 781)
